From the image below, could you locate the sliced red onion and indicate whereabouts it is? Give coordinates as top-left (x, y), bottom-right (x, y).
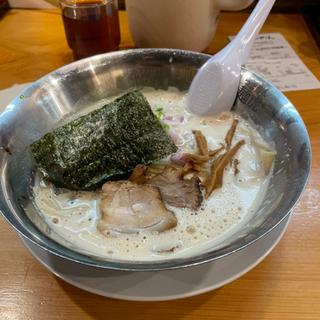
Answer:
top-left (168, 130), bottom-right (182, 145)
top-left (164, 115), bottom-right (185, 125)
top-left (170, 152), bottom-right (186, 166)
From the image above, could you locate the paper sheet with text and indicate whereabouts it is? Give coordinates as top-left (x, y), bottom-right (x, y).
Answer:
top-left (229, 32), bottom-right (320, 92)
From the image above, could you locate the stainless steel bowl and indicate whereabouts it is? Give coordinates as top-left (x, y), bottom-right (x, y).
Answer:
top-left (0, 49), bottom-right (311, 271)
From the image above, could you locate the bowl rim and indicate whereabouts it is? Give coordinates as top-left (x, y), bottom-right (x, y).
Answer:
top-left (0, 48), bottom-right (312, 271)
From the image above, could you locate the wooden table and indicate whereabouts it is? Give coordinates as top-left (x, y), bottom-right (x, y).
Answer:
top-left (1, 9), bottom-right (320, 320)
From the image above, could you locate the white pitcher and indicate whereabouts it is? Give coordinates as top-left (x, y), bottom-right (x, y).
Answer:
top-left (126, 0), bottom-right (255, 52)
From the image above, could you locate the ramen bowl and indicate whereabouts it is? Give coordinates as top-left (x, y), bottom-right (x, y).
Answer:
top-left (0, 49), bottom-right (311, 271)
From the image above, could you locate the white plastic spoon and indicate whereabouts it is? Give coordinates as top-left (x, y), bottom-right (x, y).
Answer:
top-left (187, 0), bottom-right (275, 116)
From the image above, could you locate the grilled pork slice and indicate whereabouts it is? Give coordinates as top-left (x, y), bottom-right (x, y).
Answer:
top-left (148, 167), bottom-right (202, 210)
top-left (97, 181), bottom-right (177, 234)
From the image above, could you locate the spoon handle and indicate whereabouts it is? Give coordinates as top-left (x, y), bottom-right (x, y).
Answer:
top-left (186, 0), bottom-right (276, 116)
top-left (235, 0), bottom-right (276, 63)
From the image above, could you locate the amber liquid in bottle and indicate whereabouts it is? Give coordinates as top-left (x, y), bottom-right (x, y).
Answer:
top-left (62, 0), bottom-right (120, 59)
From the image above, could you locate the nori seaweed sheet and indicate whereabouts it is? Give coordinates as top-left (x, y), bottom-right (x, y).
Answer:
top-left (31, 91), bottom-right (177, 190)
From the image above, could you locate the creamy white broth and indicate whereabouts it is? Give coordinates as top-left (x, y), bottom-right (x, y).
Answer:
top-left (32, 88), bottom-right (275, 261)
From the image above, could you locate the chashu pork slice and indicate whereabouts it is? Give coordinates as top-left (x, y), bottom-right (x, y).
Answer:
top-left (97, 181), bottom-right (177, 234)
top-left (148, 167), bottom-right (202, 211)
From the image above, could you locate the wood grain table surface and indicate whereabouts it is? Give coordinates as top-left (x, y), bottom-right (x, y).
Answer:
top-left (0, 9), bottom-right (320, 320)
